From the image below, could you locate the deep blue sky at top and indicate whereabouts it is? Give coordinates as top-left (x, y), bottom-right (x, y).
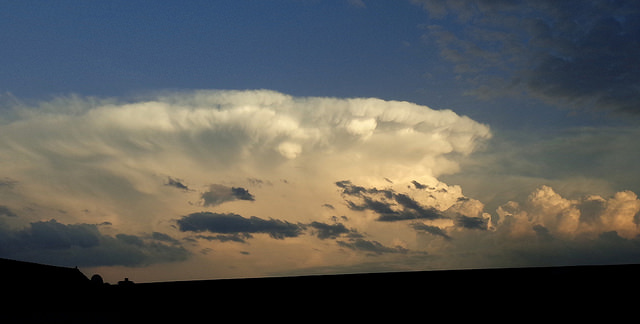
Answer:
top-left (2, 2), bottom-right (429, 98)
top-left (0, 1), bottom-right (629, 130)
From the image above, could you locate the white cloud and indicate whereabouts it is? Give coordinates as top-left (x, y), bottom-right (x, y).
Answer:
top-left (346, 118), bottom-right (377, 139)
top-left (440, 125), bottom-right (640, 219)
top-left (0, 89), bottom-right (491, 246)
top-left (277, 141), bottom-right (302, 159)
top-left (495, 185), bottom-right (640, 239)
top-left (0, 89), bottom-right (491, 185)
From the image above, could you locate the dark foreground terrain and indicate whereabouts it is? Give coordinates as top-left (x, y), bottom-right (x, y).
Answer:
top-left (2, 257), bottom-right (638, 322)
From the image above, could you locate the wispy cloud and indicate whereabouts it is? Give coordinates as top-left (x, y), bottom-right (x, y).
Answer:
top-left (416, 0), bottom-right (640, 114)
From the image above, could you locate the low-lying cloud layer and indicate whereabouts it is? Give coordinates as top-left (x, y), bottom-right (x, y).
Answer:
top-left (0, 219), bottom-right (188, 267)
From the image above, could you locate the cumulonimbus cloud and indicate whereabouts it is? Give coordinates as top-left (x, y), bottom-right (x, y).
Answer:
top-left (0, 89), bottom-right (491, 226)
top-left (1, 89), bottom-right (491, 173)
top-left (0, 89), bottom-right (493, 270)
top-left (1, 89), bottom-right (639, 274)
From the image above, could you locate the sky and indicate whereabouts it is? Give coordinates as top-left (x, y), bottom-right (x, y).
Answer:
top-left (1, 0), bottom-right (640, 283)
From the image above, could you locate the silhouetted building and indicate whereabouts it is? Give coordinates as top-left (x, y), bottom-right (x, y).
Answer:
top-left (1, 257), bottom-right (90, 291)
top-left (118, 277), bottom-right (134, 286)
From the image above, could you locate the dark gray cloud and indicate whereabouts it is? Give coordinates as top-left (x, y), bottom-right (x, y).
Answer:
top-left (307, 221), bottom-right (360, 240)
top-left (391, 193), bottom-right (442, 221)
top-left (411, 180), bottom-right (429, 190)
top-left (336, 238), bottom-right (408, 255)
top-left (230, 187), bottom-right (254, 201)
top-left (0, 219), bottom-right (189, 267)
top-left (331, 215), bottom-right (349, 222)
top-left (491, 230), bottom-right (640, 268)
top-left (455, 215), bottom-right (488, 230)
top-left (410, 223), bottom-right (451, 240)
top-left (31, 220), bottom-right (102, 249)
top-left (417, 0), bottom-right (640, 115)
top-left (247, 177), bottom-right (270, 187)
top-left (195, 233), bottom-right (253, 243)
top-left (337, 180), bottom-right (444, 222)
top-left (178, 213), bottom-right (389, 255)
top-left (336, 180), bottom-right (368, 196)
top-left (201, 184), bottom-right (255, 207)
top-left (0, 177), bottom-right (17, 189)
top-left (532, 224), bottom-right (554, 241)
top-left (151, 231), bottom-right (181, 244)
top-left (177, 212), bottom-right (303, 240)
top-left (376, 208), bottom-right (442, 222)
top-left (348, 197), bottom-right (396, 216)
top-left (0, 205), bottom-right (17, 217)
top-left (165, 177), bottom-right (191, 191)
top-left (336, 180), bottom-right (394, 199)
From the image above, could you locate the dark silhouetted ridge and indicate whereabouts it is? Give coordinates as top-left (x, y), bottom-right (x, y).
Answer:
top-left (2, 257), bottom-right (638, 321)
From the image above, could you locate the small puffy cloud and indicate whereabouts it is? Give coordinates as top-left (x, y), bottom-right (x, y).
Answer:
top-left (201, 184), bottom-right (255, 207)
top-left (165, 177), bottom-right (191, 191)
top-left (307, 221), bottom-right (358, 240)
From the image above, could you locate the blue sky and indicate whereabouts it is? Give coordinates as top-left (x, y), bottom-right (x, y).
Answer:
top-left (1, 1), bottom-right (640, 283)
top-left (2, 0), bottom-right (613, 128)
top-left (2, 2), bottom-right (427, 98)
